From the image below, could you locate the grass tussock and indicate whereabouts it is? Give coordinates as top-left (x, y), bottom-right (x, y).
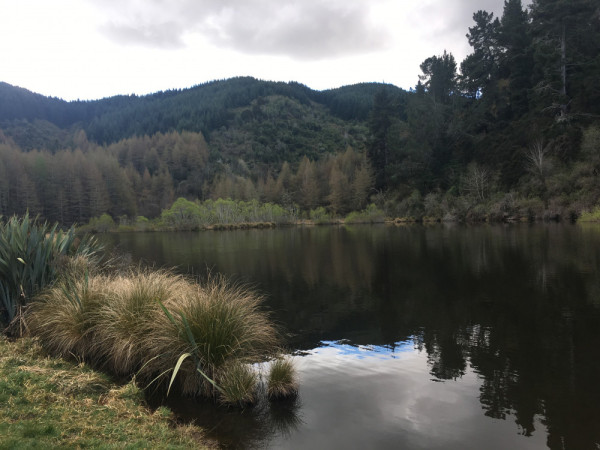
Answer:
top-left (267, 357), bottom-right (298, 400)
top-left (93, 270), bottom-right (192, 376)
top-left (26, 268), bottom-right (296, 407)
top-left (0, 335), bottom-right (211, 448)
top-left (27, 273), bottom-right (108, 360)
top-left (138, 275), bottom-right (280, 402)
top-left (217, 361), bottom-right (259, 406)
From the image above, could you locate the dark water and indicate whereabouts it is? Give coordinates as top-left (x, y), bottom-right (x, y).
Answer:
top-left (100, 224), bottom-right (600, 449)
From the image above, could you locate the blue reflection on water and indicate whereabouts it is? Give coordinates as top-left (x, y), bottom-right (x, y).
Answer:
top-left (309, 339), bottom-right (415, 360)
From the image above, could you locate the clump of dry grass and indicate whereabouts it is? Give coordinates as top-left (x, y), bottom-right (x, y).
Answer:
top-left (92, 270), bottom-right (191, 375)
top-left (27, 273), bottom-right (108, 360)
top-left (217, 361), bottom-right (259, 406)
top-left (267, 357), bottom-right (298, 400)
top-left (138, 275), bottom-right (280, 402)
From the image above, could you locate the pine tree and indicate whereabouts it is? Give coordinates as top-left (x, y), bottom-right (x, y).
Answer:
top-left (460, 11), bottom-right (501, 99)
top-left (419, 50), bottom-right (458, 104)
top-left (499, 0), bottom-right (533, 117)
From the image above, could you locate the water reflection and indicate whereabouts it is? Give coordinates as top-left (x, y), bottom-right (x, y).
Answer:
top-left (102, 224), bottom-right (600, 449)
top-left (151, 390), bottom-right (303, 449)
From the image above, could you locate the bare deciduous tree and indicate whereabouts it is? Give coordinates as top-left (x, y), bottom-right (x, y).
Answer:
top-left (525, 139), bottom-right (552, 181)
top-left (462, 163), bottom-right (490, 202)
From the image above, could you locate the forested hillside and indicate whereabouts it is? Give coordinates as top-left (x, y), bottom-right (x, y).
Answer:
top-left (1, 0), bottom-right (599, 225)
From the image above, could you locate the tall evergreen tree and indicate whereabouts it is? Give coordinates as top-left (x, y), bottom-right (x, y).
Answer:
top-left (499, 0), bottom-right (533, 117)
top-left (419, 51), bottom-right (458, 104)
top-left (460, 11), bottom-right (501, 99)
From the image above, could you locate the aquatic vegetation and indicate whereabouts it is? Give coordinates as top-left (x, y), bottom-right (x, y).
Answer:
top-left (267, 357), bottom-right (298, 400)
top-left (217, 361), bottom-right (259, 406)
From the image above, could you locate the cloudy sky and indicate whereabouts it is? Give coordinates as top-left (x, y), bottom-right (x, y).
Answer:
top-left (1, 0), bottom-right (505, 101)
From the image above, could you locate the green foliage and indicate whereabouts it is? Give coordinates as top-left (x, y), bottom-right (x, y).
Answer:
top-left (345, 204), bottom-right (386, 224)
top-left (419, 50), bottom-right (457, 104)
top-left (309, 206), bottom-right (333, 224)
top-left (0, 213), bottom-right (101, 328)
top-left (1, 3), bottom-right (600, 227)
top-left (160, 197), bottom-right (296, 229)
top-left (577, 207), bottom-right (600, 222)
top-left (80, 213), bottom-right (116, 233)
top-left (160, 197), bottom-right (202, 230)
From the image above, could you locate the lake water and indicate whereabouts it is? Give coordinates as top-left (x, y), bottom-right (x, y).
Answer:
top-left (100, 224), bottom-right (600, 449)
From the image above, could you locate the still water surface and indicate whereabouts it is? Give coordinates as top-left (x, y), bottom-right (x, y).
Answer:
top-left (101, 224), bottom-right (600, 449)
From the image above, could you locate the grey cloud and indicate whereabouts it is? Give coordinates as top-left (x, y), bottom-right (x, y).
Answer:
top-left (409, 0), bottom-right (505, 60)
top-left (427, 0), bottom-right (505, 40)
top-left (100, 21), bottom-right (185, 49)
top-left (89, 0), bottom-right (390, 59)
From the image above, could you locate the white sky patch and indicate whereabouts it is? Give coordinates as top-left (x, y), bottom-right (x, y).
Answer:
top-left (0, 0), bottom-right (504, 101)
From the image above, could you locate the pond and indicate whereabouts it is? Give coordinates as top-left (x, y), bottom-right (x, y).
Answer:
top-left (100, 223), bottom-right (600, 449)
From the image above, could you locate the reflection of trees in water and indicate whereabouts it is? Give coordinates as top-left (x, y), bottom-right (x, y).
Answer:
top-left (384, 225), bottom-right (600, 449)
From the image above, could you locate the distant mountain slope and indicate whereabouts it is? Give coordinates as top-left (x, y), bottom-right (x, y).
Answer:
top-left (0, 77), bottom-right (405, 149)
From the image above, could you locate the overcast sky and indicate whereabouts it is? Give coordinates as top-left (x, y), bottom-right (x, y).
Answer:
top-left (1, 0), bottom-right (506, 101)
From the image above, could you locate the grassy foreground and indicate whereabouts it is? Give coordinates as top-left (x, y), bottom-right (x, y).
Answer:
top-left (0, 336), bottom-right (212, 449)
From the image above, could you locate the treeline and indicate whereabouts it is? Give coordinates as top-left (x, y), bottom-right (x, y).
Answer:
top-left (0, 130), bottom-right (373, 225)
top-left (369, 0), bottom-right (600, 220)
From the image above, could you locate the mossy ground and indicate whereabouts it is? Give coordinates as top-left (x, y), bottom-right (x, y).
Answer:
top-left (0, 336), bottom-right (214, 449)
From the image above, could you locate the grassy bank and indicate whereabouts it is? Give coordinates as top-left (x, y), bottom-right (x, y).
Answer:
top-left (0, 336), bottom-right (212, 448)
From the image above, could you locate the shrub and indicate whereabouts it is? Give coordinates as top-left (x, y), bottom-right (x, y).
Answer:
top-left (309, 207), bottom-right (333, 224)
top-left (217, 361), bottom-right (258, 406)
top-left (577, 206), bottom-right (600, 222)
top-left (345, 204), bottom-right (385, 224)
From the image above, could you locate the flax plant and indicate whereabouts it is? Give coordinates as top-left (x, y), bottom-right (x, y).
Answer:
top-left (0, 213), bottom-right (101, 330)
